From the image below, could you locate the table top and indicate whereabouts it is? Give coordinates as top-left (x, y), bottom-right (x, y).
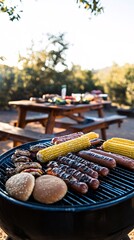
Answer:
top-left (8, 99), bottom-right (111, 135)
top-left (9, 99), bottom-right (111, 111)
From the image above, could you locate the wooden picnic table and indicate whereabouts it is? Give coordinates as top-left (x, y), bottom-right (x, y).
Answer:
top-left (8, 100), bottom-right (110, 135)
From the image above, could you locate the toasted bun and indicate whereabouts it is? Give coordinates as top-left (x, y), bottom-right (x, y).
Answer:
top-left (5, 172), bottom-right (35, 201)
top-left (33, 175), bottom-right (68, 204)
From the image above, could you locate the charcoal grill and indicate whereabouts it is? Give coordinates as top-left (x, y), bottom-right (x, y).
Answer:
top-left (0, 139), bottom-right (134, 240)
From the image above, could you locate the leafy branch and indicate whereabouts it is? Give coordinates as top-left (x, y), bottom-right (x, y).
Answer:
top-left (0, 0), bottom-right (104, 21)
top-left (0, 0), bottom-right (22, 21)
top-left (76, 0), bottom-right (104, 15)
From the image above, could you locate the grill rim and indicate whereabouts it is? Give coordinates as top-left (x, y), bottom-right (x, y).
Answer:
top-left (0, 139), bottom-right (134, 213)
top-left (0, 189), bottom-right (134, 212)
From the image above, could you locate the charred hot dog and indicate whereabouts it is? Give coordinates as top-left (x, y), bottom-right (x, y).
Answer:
top-left (67, 153), bottom-right (109, 176)
top-left (78, 150), bottom-right (116, 169)
top-left (90, 149), bottom-right (134, 170)
top-left (46, 167), bottom-right (88, 194)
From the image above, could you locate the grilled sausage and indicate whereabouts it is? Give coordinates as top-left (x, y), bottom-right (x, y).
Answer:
top-left (67, 153), bottom-right (109, 176)
top-left (90, 138), bottom-right (103, 146)
top-left (47, 162), bottom-right (99, 190)
top-left (46, 167), bottom-right (88, 194)
top-left (78, 150), bottom-right (116, 169)
top-left (51, 132), bottom-right (84, 144)
top-left (90, 149), bottom-right (134, 170)
top-left (68, 169), bottom-right (99, 189)
top-left (57, 156), bottom-right (98, 178)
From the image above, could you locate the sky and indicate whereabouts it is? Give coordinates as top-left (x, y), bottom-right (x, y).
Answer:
top-left (0, 0), bottom-right (134, 70)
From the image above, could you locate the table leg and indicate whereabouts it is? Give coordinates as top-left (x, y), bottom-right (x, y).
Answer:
top-left (45, 110), bottom-right (56, 134)
top-left (98, 106), bottom-right (107, 139)
top-left (101, 129), bottom-right (107, 140)
top-left (97, 106), bottom-right (104, 118)
top-left (16, 107), bottom-right (27, 128)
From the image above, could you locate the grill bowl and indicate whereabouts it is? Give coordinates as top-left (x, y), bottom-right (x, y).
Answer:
top-left (0, 140), bottom-right (134, 240)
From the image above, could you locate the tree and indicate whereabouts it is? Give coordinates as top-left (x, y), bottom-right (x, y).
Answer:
top-left (77, 0), bottom-right (103, 15)
top-left (0, 64), bottom-right (15, 109)
top-left (0, 0), bottom-right (22, 21)
top-left (14, 33), bottom-right (69, 98)
top-left (125, 67), bottom-right (134, 107)
top-left (0, 0), bottom-right (103, 21)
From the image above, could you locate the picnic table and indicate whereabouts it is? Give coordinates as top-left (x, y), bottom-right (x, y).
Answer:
top-left (8, 99), bottom-right (110, 135)
top-left (0, 99), bottom-right (126, 147)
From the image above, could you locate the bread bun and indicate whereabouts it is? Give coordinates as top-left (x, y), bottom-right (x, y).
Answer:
top-left (5, 172), bottom-right (35, 201)
top-left (33, 175), bottom-right (68, 204)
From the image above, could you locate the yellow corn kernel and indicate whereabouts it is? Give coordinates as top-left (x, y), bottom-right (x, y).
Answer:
top-left (84, 132), bottom-right (99, 140)
top-left (103, 140), bottom-right (134, 159)
top-left (110, 137), bottom-right (134, 146)
top-left (37, 134), bottom-right (91, 162)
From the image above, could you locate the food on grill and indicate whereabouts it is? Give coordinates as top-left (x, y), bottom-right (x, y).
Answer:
top-left (46, 161), bottom-right (100, 190)
top-left (4, 134), bottom-right (134, 205)
top-left (90, 149), bottom-right (134, 170)
top-left (81, 132), bottom-right (99, 140)
top-left (46, 167), bottom-right (88, 194)
top-left (78, 150), bottom-right (116, 168)
top-left (5, 172), bottom-right (35, 201)
top-left (29, 143), bottom-right (49, 158)
top-left (30, 143), bottom-right (48, 152)
top-left (90, 138), bottom-right (103, 146)
top-left (15, 162), bottom-right (44, 177)
top-left (110, 137), bottom-right (134, 146)
top-left (36, 134), bottom-right (91, 162)
top-left (68, 153), bottom-right (109, 176)
top-left (51, 132), bottom-right (84, 144)
top-left (102, 140), bottom-right (134, 159)
top-left (6, 167), bottom-right (17, 177)
top-left (33, 175), bottom-right (68, 204)
top-left (12, 156), bottom-right (33, 167)
top-left (57, 156), bottom-right (99, 178)
top-left (11, 149), bottom-right (31, 159)
top-left (51, 131), bottom-right (99, 145)
top-left (11, 149), bottom-right (33, 167)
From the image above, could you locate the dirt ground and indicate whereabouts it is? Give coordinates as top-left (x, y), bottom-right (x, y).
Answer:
top-left (0, 109), bottom-right (134, 239)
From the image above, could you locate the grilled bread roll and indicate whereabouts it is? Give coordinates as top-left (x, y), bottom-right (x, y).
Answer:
top-left (5, 172), bottom-right (35, 201)
top-left (33, 175), bottom-right (68, 204)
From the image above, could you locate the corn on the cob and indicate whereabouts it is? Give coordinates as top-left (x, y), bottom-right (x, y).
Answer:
top-left (110, 137), bottom-right (134, 146)
top-left (37, 134), bottom-right (91, 162)
top-left (84, 132), bottom-right (99, 140)
top-left (103, 140), bottom-right (134, 159)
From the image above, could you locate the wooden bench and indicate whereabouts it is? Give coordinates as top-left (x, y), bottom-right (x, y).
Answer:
top-left (13, 114), bottom-right (48, 127)
top-left (2, 114), bottom-right (126, 148)
top-left (0, 122), bottom-right (54, 147)
top-left (64, 115), bottom-right (127, 140)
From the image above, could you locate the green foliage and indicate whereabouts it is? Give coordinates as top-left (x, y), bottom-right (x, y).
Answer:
top-left (93, 63), bottom-right (134, 107)
top-left (125, 68), bottom-right (134, 107)
top-left (77, 0), bottom-right (104, 15)
top-left (0, 65), bottom-right (15, 109)
top-left (0, 33), bottom-right (134, 109)
top-left (0, 0), bottom-right (103, 21)
top-left (0, 0), bottom-right (22, 21)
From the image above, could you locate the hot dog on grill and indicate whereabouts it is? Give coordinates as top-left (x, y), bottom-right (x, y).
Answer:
top-left (57, 156), bottom-right (99, 178)
top-left (90, 138), bottom-right (103, 146)
top-left (51, 132), bottom-right (84, 144)
top-left (90, 149), bottom-right (134, 170)
top-left (46, 167), bottom-right (88, 194)
top-left (78, 150), bottom-right (116, 169)
top-left (67, 153), bottom-right (109, 176)
top-left (47, 161), bottom-right (100, 190)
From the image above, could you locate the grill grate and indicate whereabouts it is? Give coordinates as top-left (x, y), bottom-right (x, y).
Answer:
top-left (0, 140), bottom-right (134, 210)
